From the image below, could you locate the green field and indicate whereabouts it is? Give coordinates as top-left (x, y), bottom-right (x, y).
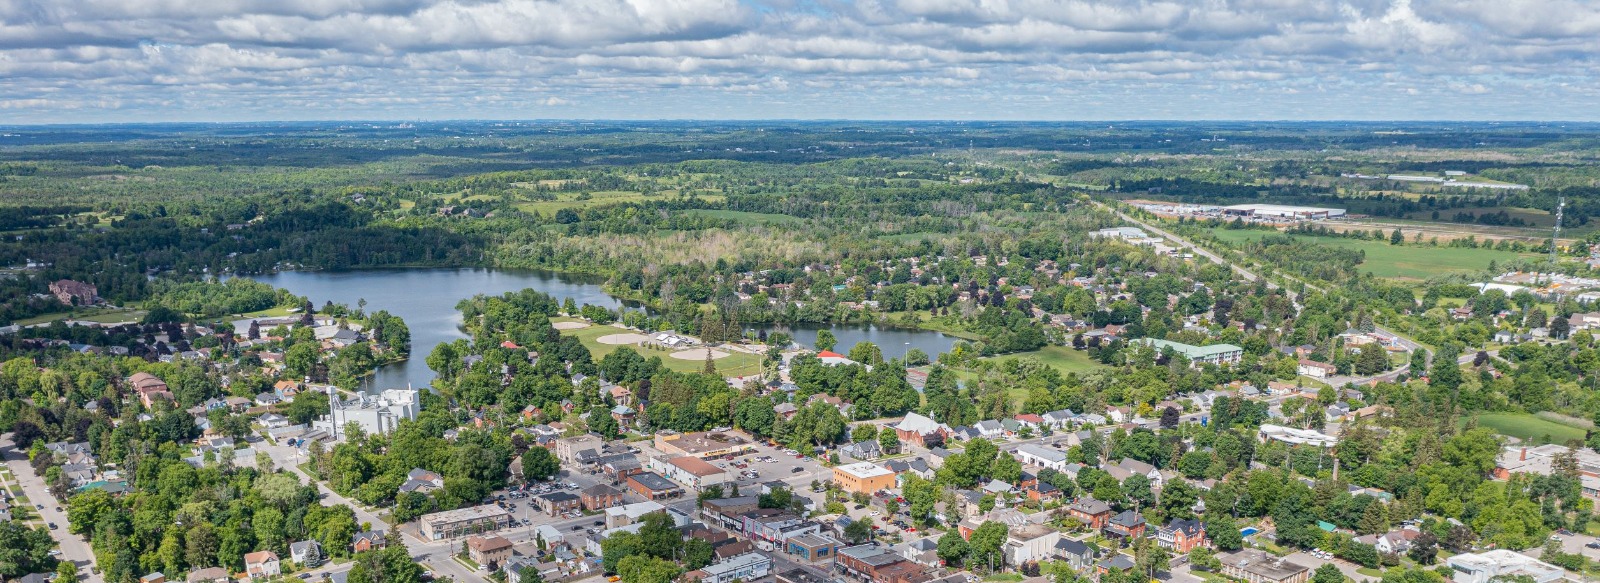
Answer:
top-left (1206, 228), bottom-right (1538, 279)
top-left (987, 345), bottom-right (1106, 374)
top-left (1462, 412), bottom-right (1587, 445)
top-left (559, 322), bottom-right (763, 377)
top-left (14, 307), bottom-right (147, 325)
top-left (678, 209), bottom-right (801, 225)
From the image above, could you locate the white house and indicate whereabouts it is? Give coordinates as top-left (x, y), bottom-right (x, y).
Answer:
top-left (1013, 444), bottom-right (1068, 471)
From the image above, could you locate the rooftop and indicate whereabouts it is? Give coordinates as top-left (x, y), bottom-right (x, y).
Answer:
top-left (835, 462), bottom-right (894, 480)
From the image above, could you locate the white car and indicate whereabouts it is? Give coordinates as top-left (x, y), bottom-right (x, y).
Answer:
top-left (869, 511), bottom-right (881, 516)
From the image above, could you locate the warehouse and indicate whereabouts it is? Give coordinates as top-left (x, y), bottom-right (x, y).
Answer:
top-left (1220, 204), bottom-right (1346, 219)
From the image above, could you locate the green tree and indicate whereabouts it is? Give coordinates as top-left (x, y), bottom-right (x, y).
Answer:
top-left (852, 424), bottom-right (879, 443)
top-left (1311, 563), bottom-right (1345, 583)
top-left (844, 518), bottom-right (873, 544)
top-left (968, 521), bottom-right (1009, 572)
top-left (937, 530), bottom-right (970, 566)
top-left (815, 330), bottom-right (837, 352)
top-left (520, 446), bottom-right (561, 481)
top-left (877, 429), bottom-right (899, 454)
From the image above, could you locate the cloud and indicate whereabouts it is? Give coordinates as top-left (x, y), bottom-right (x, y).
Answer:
top-left (0, 0), bottom-right (1597, 121)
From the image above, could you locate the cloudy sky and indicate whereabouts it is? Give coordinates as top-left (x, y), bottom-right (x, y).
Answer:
top-left (2, 0), bottom-right (1598, 122)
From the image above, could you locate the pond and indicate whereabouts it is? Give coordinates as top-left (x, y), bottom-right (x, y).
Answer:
top-left (249, 268), bottom-right (961, 390)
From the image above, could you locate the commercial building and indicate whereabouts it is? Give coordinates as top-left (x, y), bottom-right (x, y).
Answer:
top-left (1134, 339), bottom-right (1244, 368)
top-left (1297, 360), bottom-right (1337, 379)
top-left (649, 455), bottom-right (731, 492)
top-left (787, 533), bottom-right (843, 563)
top-left (693, 552), bottom-right (772, 583)
top-left (654, 431), bottom-right (753, 459)
top-left (1445, 550), bottom-right (1564, 583)
top-left (1219, 204), bottom-right (1346, 220)
top-left (553, 434), bottom-right (604, 465)
top-left (418, 505), bottom-right (513, 541)
top-left (1259, 424), bottom-right (1338, 447)
top-left (580, 484), bottom-right (625, 511)
top-left (833, 462), bottom-right (896, 495)
top-left (604, 500), bottom-right (665, 529)
top-left (625, 472), bottom-right (684, 500)
top-left (1219, 550), bottom-right (1310, 583)
top-left (537, 491), bottom-right (581, 515)
top-left (1004, 524), bottom-right (1060, 566)
top-left (322, 388), bottom-right (420, 439)
top-left (1013, 444), bottom-right (1068, 471)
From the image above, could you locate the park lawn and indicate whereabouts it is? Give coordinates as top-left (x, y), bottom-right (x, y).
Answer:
top-left (985, 345), bottom-right (1106, 374)
top-left (1206, 228), bottom-right (1537, 279)
top-left (678, 209), bottom-right (802, 225)
top-left (235, 305), bottom-right (298, 318)
top-left (1462, 412), bottom-right (1587, 444)
top-left (559, 324), bottom-right (764, 378)
top-left (14, 307), bottom-right (146, 325)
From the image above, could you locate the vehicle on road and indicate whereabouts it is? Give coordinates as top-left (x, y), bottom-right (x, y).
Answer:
top-left (48, 523), bottom-right (57, 530)
top-left (48, 550), bottom-right (61, 556)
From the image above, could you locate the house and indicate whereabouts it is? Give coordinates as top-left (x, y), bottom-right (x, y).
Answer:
top-left (774, 403), bottom-right (799, 419)
top-left (1219, 550), bottom-right (1310, 583)
top-left (1105, 510), bottom-right (1146, 541)
top-left (1297, 360), bottom-right (1337, 379)
top-left (466, 535), bottom-right (514, 569)
top-left (553, 434), bottom-right (605, 465)
top-left (1156, 519), bottom-right (1207, 553)
top-left (882, 458), bottom-right (933, 485)
top-left (504, 556), bottom-right (541, 583)
top-left (1013, 444), bottom-right (1068, 471)
top-left (290, 540), bottom-right (323, 567)
top-left (1067, 498), bottom-right (1113, 528)
top-left (400, 468), bottom-right (444, 494)
top-left (186, 568), bottom-right (229, 583)
top-left (841, 440), bottom-right (882, 461)
top-left (1054, 538), bottom-right (1094, 570)
top-left (140, 573), bottom-right (165, 583)
top-left (580, 484), bottom-right (625, 511)
top-left (243, 551), bottom-right (281, 580)
top-left (257, 413), bottom-right (291, 429)
top-left (129, 372), bottom-right (174, 408)
top-left (351, 530), bottom-right (386, 553)
top-left (255, 392), bottom-right (282, 407)
top-left (538, 491), bottom-right (582, 515)
top-left (1041, 410), bottom-right (1076, 429)
top-left (610, 405), bottom-right (636, 427)
top-left (1356, 529), bottom-right (1420, 555)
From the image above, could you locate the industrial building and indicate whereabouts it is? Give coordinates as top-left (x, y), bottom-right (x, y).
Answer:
top-left (1220, 204), bottom-right (1346, 220)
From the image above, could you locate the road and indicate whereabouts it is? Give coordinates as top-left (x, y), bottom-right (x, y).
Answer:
top-left (1, 433), bottom-right (104, 583)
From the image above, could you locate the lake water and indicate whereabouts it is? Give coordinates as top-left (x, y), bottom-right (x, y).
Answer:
top-left (248, 268), bottom-right (959, 390)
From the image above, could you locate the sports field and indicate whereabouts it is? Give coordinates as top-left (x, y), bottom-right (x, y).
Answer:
top-left (559, 323), bottom-right (763, 377)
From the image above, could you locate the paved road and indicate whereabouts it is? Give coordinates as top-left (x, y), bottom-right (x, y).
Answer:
top-left (1, 433), bottom-right (104, 583)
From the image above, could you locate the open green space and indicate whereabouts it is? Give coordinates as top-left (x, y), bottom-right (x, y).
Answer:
top-left (986, 345), bottom-right (1106, 374)
top-left (678, 209), bottom-right (801, 225)
top-left (1206, 228), bottom-right (1538, 279)
top-left (14, 307), bottom-right (146, 326)
top-left (1461, 412), bottom-right (1587, 444)
top-left (514, 190), bottom-right (726, 215)
top-left (559, 323), bottom-right (763, 378)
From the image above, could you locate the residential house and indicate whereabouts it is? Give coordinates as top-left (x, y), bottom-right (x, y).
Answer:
top-left (186, 568), bottom-right (229, 583)
top-left (1105, 510), bottom-right (1146, 541)
top-left (841, 440), bottom-right (882, 461)
top-left (399, 468), bottom-right (444, 494)
top-left (1156, 519), bottom-right (1207, 553)
top-left (1054, 539), bottom-right (1094, 570)
top-left (466, 535), bottom-right (514, 570)
top-left (1297, 360), bottom-right (1337, 379)
top-left (289, 540), bottom-right (323, 567)
top-left (537, 491), bottom-right (582, 515)
top-left (243, 551), bottom-right (281, 580)
top-left (351, 531), bottom-right (386, 553)
top-left (580, 484), bottom-right (625, 511)
top-left (1067, 498), bottom-right (1113, 529)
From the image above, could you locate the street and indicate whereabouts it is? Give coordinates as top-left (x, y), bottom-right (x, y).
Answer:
top-left (1, 433), bottom-right (104, 583)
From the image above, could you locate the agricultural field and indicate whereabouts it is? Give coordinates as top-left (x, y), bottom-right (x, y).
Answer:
top-left (1206, 228), bottom-right (1539, 279)
top-left (676, 209), bottom-right (802, 225)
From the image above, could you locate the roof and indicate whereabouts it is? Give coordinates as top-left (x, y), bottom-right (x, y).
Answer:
top-left (243, 551), bottom-right (279, 564)
top-left (627, 472), bottom-right (679, 491)
top-left (1110, 510), bottom-right (1144, 528)
top-left (1135, 338), bottom-right (1243, 359)
top-left (1014, 444), bottom-right (1067, 464)
top-left (835, 462), bottom-right (894, 480)
top-left (666, 456), bottom-right (725, 477)
top-left (1055, 538), bottom-right (1090, 556)
top-left (467, 535), bottom-right (513, 553)
top-left (1220, 550), bottom-right (1309, 580)
top-left (895, 413), bottom-right (945, 434)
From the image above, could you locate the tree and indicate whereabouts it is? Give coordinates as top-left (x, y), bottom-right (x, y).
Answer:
top-left (852, 424), bottom-right (879, 443)
top-left (1311, 563), bottom-right (1344, 583)
top-left (1407, 531), bottom-right (1438, 565)
top-left (1159, 406), bottom-right (1180, 429)
top-left (815, 330), bottom-right (837, 352)
top-left (844, 518), bottom-right (873, 543)
top-left (937, 530), bottom-right (970, 566)
top-left (878, 429), bottom-right (900, 454)
top-left (1206, 515), bottom-right (1243, 551)
top-left (968, 522), bottom-right (1010, 571)
top-left (616, 555), bottom-right (681, 583)
top-left (1390, 229), bottom-right (1404, 245)
top-left (520, 446), bottom-right (561, 481)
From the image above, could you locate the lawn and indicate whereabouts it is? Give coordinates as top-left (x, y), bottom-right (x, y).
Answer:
top-left (678, 209), bottom-right (801, 225)
top-left (1206, 228), bottom-right (1538, 279)
top-left (985, 345), bottom-right (1106, 374)
top-left (14, 307), bottom-right (146, 325)
top-left (559, 324), bottom-right (764, 378)
top-left (1462, 412), bottom-right (1587, 445)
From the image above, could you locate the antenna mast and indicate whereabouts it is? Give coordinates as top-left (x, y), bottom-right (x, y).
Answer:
top-left (1552, 196), bottom-right (1566, 266)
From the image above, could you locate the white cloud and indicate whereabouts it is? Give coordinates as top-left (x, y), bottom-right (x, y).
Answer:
top-left (1, 0), bottom-right (1599, 120)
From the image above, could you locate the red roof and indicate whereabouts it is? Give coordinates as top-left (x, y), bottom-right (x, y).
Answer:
top-left (501, 341), bottom-right (521, 349)
top-left (817, 350), bottom-right (845, 358)
top-left (1015, 414), bottom-right (1044, 423)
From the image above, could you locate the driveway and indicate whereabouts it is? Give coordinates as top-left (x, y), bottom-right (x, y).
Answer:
top-left (2, 433), bottom-right (104, 583)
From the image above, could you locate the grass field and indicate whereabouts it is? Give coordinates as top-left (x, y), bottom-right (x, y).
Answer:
top-left (678, 209), bottom-right (801, 225)
top-left (987, 345), bottom-right (1106, 374)
top-left (14, 307), bottom-right (147, 325)
top-left (1462, 412), bottom-right (1588, 445)
top-left (1206, 228), bottom-right (1537, 279)
top-left (559, 323), bottom-right (763, 377)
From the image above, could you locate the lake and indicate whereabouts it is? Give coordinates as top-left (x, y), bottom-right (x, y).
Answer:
top-left (248, 268), bottom-right (960, 390)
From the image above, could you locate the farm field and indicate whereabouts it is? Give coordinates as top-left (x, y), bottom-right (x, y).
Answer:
top-left (1461, 412), bottom-right (1587, 445)
top-left (514, 190), bottom-right (726, 215)
top-left (1206, 228), bottom-right (1539, 279)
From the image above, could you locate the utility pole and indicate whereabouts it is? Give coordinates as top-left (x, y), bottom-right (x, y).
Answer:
top-left (1552, 196), bottom-right (1566, 267)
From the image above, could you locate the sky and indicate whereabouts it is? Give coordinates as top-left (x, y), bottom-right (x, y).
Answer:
top-left (2, 0), bottom-right (1599, 123)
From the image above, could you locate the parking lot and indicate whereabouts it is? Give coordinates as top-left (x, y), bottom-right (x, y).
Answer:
top-left (634, 439), bottom-right (833, 496)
